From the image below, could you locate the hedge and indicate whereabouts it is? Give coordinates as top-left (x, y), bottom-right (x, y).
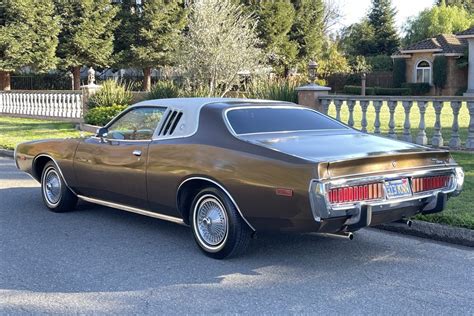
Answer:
top-left (393, 59), bottom-right (406, 88)
top-left (401, 83), bottom-right (431, 95)
top-left (343, 85), bottom-right (375, 95)
top-left (343, 85), bottom-right (410, 96)
top-left (374, 87), bottom-right (411, 96)
top-left (84, 104), bottom-right (128, 126)
top-left (433, 56), bottom-right (448, 90)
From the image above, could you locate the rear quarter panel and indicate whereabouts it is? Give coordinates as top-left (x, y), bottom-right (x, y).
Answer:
top-left (146, 142), bottom-right (318, 231)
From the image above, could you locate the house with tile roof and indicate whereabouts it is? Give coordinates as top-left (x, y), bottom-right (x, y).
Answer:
top-left (392, 34), bottom-right (468, 95)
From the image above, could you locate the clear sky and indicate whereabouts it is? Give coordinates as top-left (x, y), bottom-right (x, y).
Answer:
top-left (337, 0), bottom-right (436, 33)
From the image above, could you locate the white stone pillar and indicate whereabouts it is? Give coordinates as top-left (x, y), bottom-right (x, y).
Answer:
top-left (464, 38), bottom-right (474, 96)
top-left (81, 83), bottom-right (101, 119)
top-left (296, 84), bottom-right (332, 112)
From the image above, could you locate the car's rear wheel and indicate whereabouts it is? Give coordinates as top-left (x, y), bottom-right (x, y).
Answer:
top-left (190, 187), bottom-right (251, 259)
top-left (41, 161), bottom-right (77, 212)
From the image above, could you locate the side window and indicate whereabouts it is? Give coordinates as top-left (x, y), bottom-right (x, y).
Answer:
top-left (107, 107), bottom-right (166, 140)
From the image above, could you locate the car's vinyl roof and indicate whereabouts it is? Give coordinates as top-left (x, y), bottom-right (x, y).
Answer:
top-left (130, 98), bottom-right (295, 140)
top-left (132, 97), bottom-right (292, 110)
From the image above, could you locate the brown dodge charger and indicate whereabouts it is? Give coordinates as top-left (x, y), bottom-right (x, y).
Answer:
top-left (15, 98), bottom-right (464, 258)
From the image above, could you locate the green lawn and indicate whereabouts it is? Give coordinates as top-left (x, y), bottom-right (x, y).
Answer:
top-left (0, 114), bottom-right (472, 230)
top-left (416, 152), bottom-right (474, 230)
top-left (0, 116), bottom-right (84, 150)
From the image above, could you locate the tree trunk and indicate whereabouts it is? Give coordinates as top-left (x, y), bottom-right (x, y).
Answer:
top-left (72, 66), bottom-right (81, 90)
top-left (143, 67), bottom-right (152, 92)
top-left (0, 71), bottom-right (11, 91)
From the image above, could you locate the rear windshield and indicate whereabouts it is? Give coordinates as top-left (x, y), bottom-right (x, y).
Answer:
top-left (226, 107), bottom-right (347, 135)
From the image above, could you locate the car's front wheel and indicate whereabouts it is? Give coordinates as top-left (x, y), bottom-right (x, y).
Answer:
top-left (190, 187), bottom-right (251, 259)
top-left (41, 161), bottom-right (77, 212)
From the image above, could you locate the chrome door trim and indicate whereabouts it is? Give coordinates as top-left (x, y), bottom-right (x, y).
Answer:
top-left (177, 176), bottom-right (256, 232)
top-left (78, 195), bottom-right (186, 225)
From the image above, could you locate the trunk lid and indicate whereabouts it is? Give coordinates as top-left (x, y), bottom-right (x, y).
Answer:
top-left (240, 130), bottom-right (453, 178)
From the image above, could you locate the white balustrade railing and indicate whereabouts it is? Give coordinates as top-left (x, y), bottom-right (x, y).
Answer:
top-left (0, 90), bottom-right (84, 120)
top-left (319, 95), bottom-right (474, 150)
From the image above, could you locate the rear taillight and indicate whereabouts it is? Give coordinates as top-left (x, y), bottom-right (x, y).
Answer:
top-left (412, 175), bottom-right (451, 193)
top-left (328, 183), bottom-right (384, 204)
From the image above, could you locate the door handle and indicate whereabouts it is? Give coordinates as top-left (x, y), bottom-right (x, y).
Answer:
top-left (132, 150), bottom-right (142, 157)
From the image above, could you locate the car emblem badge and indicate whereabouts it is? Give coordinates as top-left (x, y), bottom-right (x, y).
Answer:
top-left (392, 161), bottom-right (397, 168)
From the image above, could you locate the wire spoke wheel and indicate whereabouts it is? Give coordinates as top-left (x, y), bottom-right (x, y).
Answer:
top-left (43, 168), bottom-right (62, 205)
top-left (194, 195), bottom-right (229, 251)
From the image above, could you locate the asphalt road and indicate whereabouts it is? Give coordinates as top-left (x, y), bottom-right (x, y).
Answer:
top-left (0, 157), bottom-right (473, 315)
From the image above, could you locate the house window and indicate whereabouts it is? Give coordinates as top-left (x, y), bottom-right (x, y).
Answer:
top-left (416, 60), bottom-right (431, 84)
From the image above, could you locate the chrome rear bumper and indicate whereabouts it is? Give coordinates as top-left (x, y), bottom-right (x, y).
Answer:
top-left (309, 166), bottom-right (464, 231)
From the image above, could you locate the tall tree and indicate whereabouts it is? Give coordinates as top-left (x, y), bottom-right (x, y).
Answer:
top-left (253, 1), bottom-right (298, 76)
top-left (114, 0), bottom-right (186, 91)
top-left (367, 0), bottom-right (400, 55)
top-left (0, 0), bottom-right (59, 90)
top-left (179, 0), bottom-right (262, 96)
top-left (403, 2), bottom-right (474, 45)
top-left (290, 0), bottom-right (325, 62)
top-left (340, 20), bottom-right (376, 56)
top-left (436, 0), bottom-right (474, 13)
top-left (55, 0), bottom-right (118, 90)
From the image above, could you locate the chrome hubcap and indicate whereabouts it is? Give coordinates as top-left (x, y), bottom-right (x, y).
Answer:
top-left (195, 196), bottom-right (228, 248)
top-left (43, 169), bottom-right (61, 205)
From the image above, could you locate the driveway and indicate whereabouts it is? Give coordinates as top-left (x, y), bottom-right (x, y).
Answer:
top-left (0, 157), bottom-right (472, 314)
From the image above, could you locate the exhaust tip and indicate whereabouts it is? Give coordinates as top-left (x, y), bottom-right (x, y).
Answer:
top-left (347, 232), bottom-right (354, 240)
top-left (406, 220), bottom-right (413, 227)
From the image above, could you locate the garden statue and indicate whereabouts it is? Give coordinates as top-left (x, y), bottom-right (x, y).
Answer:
top-left (87, 67), bottom-right (96, 86)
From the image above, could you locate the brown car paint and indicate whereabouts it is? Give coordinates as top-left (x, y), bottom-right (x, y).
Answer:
top-left (14, 100), bottom-right (461, 234)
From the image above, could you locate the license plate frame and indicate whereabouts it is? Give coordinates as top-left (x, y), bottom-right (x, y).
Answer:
top-left (384, 178), bottom-right (412, 199)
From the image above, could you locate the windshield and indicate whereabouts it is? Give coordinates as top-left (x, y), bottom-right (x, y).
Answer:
top-left (226, 107), bottom-right (347, 135)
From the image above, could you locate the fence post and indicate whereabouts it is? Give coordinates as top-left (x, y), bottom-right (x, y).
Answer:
top-left (402, 100), bottom-right (413, 142)
top-left (334, 99), bottom-right (343, 121)
top-left (388, 100), bottom-right (397, 139)
top-left (320, 98), bottom-right (330, 115)
top-left (81, 83), bottom-right (101, 120)
top-left (373, 100), bottom-right (382, 135)
top-left (347, 99), bottom-right (356, 127)
top-left (432, 101), bottom-right (444, 148)
top-left (449, 101), bottom-right (462, 149)
top-left (416, 101), bottom-right (428, 145)
top-left (466, 101), bottom-right (474, 149)
top-left (360, 100), bottom-right (369, 133)
top-left (296, 84), bottom-right (331, 112)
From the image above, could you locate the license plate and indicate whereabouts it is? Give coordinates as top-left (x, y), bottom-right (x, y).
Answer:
top-left (384, 178), bottom-right (412, 199)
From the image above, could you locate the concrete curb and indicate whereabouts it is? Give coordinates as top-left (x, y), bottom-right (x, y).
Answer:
top-left (375, 220), bottom-right (474, 247)
top-left (78, 123), bottom-right (100, 133)
top-left (0, 148), bottom-right (14, 158)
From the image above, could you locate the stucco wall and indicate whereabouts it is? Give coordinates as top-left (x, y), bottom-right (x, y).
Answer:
top-left (405, 53), bottom-right (467, 96)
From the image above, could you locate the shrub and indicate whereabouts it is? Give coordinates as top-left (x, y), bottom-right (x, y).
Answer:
top-left (374, 87), bottom-right (411, 96)
top-left (88, 80), bottom-right (133, 108)
top-left (366, 55), bottom-right (393, 71)
top-left (246, 79), bottom-right (298, 103)
top-left (342, 85), bottom-right (411, 96)
top-left (148, 80), bottom-right (180, 99)
top-left (433, 56), bottom-right (448, 92)
top-left (84, 105), bottom-right (128, 126)
top-left (402, 83), bottom-right (431, 95)
top-left (455, 86), bottom-right (467, 96)
top-left (393, 59), bottom-right (406, 88)
top-left (342, 85), bottom-right (375, 95)
top-left (180, 85), bottom-right (217, 97)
